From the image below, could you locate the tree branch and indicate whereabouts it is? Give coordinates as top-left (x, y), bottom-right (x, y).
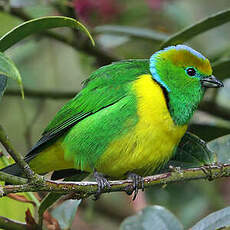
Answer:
top-left (0, 125), bottom-right (33, 179)
top-left (0, 125), bottom-right (37, 180)
top-left (0, 171), bottom-right (27, 185)
top-left (199, 101), bottom-right (230, 121)
top-left (0, 164), bottom-right (229, 199)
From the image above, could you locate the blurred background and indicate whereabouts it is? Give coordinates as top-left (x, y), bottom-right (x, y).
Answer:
top-left (0, 0), bottom-right (230, 229)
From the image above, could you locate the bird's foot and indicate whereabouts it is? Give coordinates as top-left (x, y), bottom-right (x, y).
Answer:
top-left (93, 170), bottom-right (111, 200)
top-left (201, 165), bottom-right (214, 181)
top-left (201, 163), bottom-right (224, 181)
top-left (127, 172), bottom-right (144, 201)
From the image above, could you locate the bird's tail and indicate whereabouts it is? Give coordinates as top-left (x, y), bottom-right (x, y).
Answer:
top-left (0, 163), bottom-right (24, 177)
top-left (1, 163), bottom-right (89, 181)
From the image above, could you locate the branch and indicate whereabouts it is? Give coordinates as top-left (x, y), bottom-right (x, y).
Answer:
top-left (1, 164), bottom-right (229, 199)
top-left (0, 171), bottom-right (27, 185)
top-left (199, 101), bottom-right (230, 121)
top-left (0, 125), bottom-right (36, 180)
top-left (5, 88), bottom-right (75, 99)
top-left (0, 216), bottom-right (27, 230)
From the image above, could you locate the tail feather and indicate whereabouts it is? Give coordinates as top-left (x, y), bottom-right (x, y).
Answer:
top-left (0, 163), bottom-right (24, 177)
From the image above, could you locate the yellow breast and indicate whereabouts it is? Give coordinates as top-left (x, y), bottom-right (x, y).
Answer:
top-left (96, 74), bottom-right (187, 178)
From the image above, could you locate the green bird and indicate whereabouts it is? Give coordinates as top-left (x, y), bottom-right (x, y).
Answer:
top-left (1, 45), bottom-right (223, 198)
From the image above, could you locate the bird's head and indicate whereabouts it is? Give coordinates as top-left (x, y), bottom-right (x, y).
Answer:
top-left (149, 45), bottom-right (223, 125)
top-left (150, 45), bottom-right (223, 93)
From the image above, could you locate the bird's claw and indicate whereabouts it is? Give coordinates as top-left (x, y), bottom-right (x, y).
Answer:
top-left (93, 170), bottom-right (111, 200)
top-left (128, 173), bottom-right (144, 201)
top-left (201, 165), bottom-right (213, 181)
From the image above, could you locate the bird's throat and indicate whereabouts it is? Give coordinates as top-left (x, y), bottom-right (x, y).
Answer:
top-left (166, 88), bottom-right (205, 126)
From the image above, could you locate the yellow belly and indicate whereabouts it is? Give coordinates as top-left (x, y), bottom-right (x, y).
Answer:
top-left (29, 139), bottom-right (74, 174)
top-left (96, 74), bottom-right (187, 178)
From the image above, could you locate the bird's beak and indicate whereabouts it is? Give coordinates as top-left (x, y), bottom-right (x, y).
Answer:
top-left (201, 75), bottom-right (224, 88)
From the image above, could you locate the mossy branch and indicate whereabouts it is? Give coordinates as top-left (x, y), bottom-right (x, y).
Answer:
top-left (0, 125), bottom-right (35, 180)
top-left (0, 125), bottom-right (43, 182)
top-left (0, 164), bottom-right (229, 199)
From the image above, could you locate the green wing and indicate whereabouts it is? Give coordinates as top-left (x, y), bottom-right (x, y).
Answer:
top-left (26, 59), bottom-right (150, 158)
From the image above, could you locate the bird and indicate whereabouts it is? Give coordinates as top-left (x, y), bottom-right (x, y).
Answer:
top-left (1, 45), bottom-right (223, 199)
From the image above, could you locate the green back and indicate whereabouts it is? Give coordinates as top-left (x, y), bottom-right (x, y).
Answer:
top-left (26, 59), bottom-right (150, 158)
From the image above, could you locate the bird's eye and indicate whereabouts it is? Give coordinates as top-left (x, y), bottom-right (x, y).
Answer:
top-left (186, 67), bottom-right (196, 76)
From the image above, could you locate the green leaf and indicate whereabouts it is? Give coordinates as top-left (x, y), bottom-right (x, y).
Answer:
top-left (120, 205), bottom-right (184, 230)
top-left (191, 207), bottom-right (230, 230)
top-left (38, 192), bottom-right (63, 223)
top-left (213, 59), bottom-right (230, 80)
top-left (0, 16), bottom-right (95, 52)
top-left (51, 199), bottom-right (81, 230)
top-left (94, 25), bottom-right (168, 43)
top-left (161, 9), bottom-right (230, 48)
top-left (164, 132), bottom-right (216, 169)
top-left (0, 52), bottom-right (23, 98)
top-left (207, 134), bottom-right (230, 164)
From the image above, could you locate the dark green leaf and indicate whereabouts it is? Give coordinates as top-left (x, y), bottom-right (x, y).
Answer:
top-left (191, 207), bottom-right (230, 230)
top-left (0, 16), bottom-right (95, 52)
top-left (189, 124), bottom-right (230, 142)
top-left (213, 59), bottom-right (230, 80)
top-left (165, 132), bottom-right (216, 169)
top-left (120, 206), bottom-right (183, 230)
top-left (0, 52), bottom-right (23, 98)
top-left (38, 193), bottom-right (63, 222)
top-left (51, 199), bottom-right (81, 230)
top-left (94, 25), bottom-right (168, 43)
top-left (161, 9), bottom-right (230, 48)
top-left (207, 134), bottom-right (230, 164)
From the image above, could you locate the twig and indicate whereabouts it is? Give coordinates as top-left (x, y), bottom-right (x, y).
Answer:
top-left (5, 88), bottom-right (75, 99)
top-left (0, 216), bottom-right (28, 230)
top-left (0, 171), bottom-right (27, 185)
top-left (199, 101), bottom-right (230, 121)
top-left (0, 125), bottom-right (35, 180)
top-left (1, 164), bottom-right (230, 199)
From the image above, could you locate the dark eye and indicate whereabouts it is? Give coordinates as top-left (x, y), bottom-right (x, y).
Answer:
top-left (186, 67), bottom-right (196, 76)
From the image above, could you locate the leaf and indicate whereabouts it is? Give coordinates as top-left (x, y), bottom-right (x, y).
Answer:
top-left (51, 199), bottom-right (81, 230)
top-left (0, 16), bottom-right (95, 52)
top-left (0, 195), bottom-right (35, 223)
top-left (207, 134), bottom-right (230, 164)
top-left (38, 193), bottom-right (64, 222)
top-left (120, 205), bottom-right (184, 230)
top-left (0, 52), bottom-right (23, 98)
top-left (7, 194), bottom-right (36, 207)
top-left (94, 25), bottom-right (168, 43)
top-left (163, 132), bottom-right (216, 169)
top-left (161, 9), bottom-right (230, 48)
top-left (191, 207), bottom-right (230, 230)
top-left (213, 59), bottom-right (230, 81)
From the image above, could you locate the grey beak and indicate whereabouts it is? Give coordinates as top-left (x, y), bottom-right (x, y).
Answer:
top-left (201, 75), bottom-right (224, 88)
